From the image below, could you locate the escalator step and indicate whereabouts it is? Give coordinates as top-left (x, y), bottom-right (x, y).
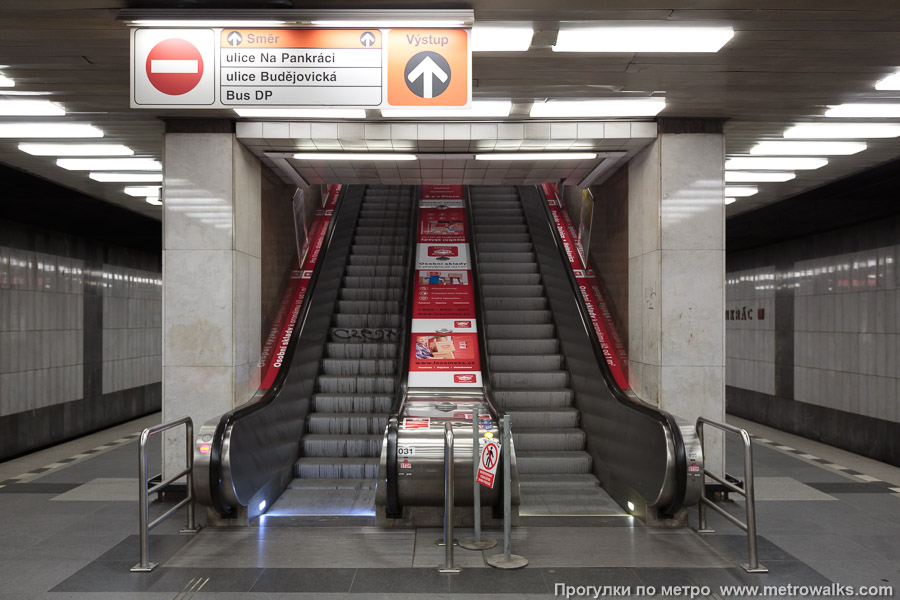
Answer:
top-left (493, 389), bottom-right (574, 408)
top-left (488, 338), bottom-right (559, 354)
top-left (512, 428), bottom-right (586, 451)
top-left (489, 354), bottom-right (564, 371)
top-left (308, 413), bottom-right (389, 435)
top-left (481, 284), bottom-right (544, 298)
top-left (479, 252), bottom-right (535, 264)
top-left (492, 370), bottom-right (569, 388)
top-left (336, 301), bottom-right (402, 314)
top-left (295, 457), bottom-right (379, 479)
top-left (518, 474), bottom-right (600, 487)
top-left (317, 375), bottom-right (395, 393)
top-left (342, 276), bottom-right (405, 288)
top-left (348, 255), bottom-right (406, 267)
top-left (313, 394), bottom-right (393, 413)
top-left (479, 273), bottom-right (542, 286)
top-left (483, 297), bottom-right (548, 311)
top-left (475, 233), bottom-right (531, 243)
top-left (345, 265), bottom-right (407, 277)
top-left (477, 242), bottom-right (533, 253)
top-left (321, 359), bottom-right (396, 376)
top-left (485, 309), bottom-right (551, 324)
top-left (504, 407), bottom-right (579, 428)
top-left (486, 323), bottom-right (555, 339)
top-left (479, 262), bottom-right (538, 274)
top-left (515, 451), bottom-right (592, 474)
top-left (302, 434), bottom-right (382, 457)
top-left (475, 224), bottom-right (528, 234)
top-left (339, 288), bottom-right (404, 301)
top-left (475, 216), bottom-right (525, 226)
top-left (333, 313), bottom-right (402, 328)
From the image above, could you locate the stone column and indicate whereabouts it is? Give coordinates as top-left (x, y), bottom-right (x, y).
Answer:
top-left (627, 119), bottom-right (727, 477)
top-left (161, 121), bottom-right (262, 477)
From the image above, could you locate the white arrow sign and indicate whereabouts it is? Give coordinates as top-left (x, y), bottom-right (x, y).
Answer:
top-left (407, 56), bottom-right (448, 99)
top-left (227, 31), bottom-right (242, 46)
top-left (360, 32), bottom-right (376, 47)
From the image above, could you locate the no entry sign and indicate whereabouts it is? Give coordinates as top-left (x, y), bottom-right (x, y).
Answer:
top-left (146, 38), bottom-right (204, 95)
top-left (132, 29), bottom-right (215, 106)
top-left (477, 440), bottom-right (500, 488)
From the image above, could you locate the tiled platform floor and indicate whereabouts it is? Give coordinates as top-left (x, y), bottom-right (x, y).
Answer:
top-left (0, 412), bottom-right (897, 598)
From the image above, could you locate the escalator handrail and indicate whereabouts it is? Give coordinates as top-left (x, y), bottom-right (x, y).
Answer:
top-left (462, 186), bottom-right (504, 423)
top-left (531, 184), bottom-right (688, 515)
top-left (386, 186), bottom-right (419, 518)
top-left (207, 186), bottom-right (347, 517)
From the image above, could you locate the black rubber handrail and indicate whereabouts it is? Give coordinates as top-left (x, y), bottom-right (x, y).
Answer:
top-left (386, 186), bottom-right (419, 519)
top-left (208, 187), bottom-right (347, 517)
top-left (533, 185), bottom-right (688, 516)
top-left (462, 186), bottom-right (504, 424)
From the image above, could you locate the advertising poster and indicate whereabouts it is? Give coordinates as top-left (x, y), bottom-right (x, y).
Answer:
top-left (416, 243), bottom-right (470, 270)
top-left (412, 270), bottom-right (475, 319)
top-left (418, 207), bottom-right (467, 243)
top-left (408, 319), bottom-right (480, 388)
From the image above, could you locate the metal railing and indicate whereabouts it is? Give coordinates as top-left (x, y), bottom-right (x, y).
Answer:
top-left (131, 416), bottom-right (201, 572)
top-left (694, 417), bottom-right (767, 573)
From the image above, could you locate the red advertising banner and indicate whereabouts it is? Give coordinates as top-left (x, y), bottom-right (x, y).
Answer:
top-left (258, 184), bottom-right (340, 390)
top-left (541, 183), bottom-right (630, 390)
top-left (412, 270), bottom-right (475, 319)
top-left (418, 207), bottom-right (467, 243)
top-left (420, 184), bottom-right (464, 201)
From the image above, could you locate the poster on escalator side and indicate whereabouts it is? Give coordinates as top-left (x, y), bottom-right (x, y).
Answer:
top-left (416, 243), bottom-right (470, 270)
top-left (408, 319), bottom-right (480, 388)
top-left (420, 184), bottom-right (464, 203)
top-left (412, 269), bottom-right (475, 319)
top-left (417, 207), bottom-right (467, 243)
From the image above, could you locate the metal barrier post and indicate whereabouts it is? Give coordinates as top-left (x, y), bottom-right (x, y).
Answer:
top-left (695, 420), bottom-right (714, 534)
top-left (461, 405), bottom-right (497, 551)
top-left (487, 415), bottom-right (527, 569)
top-left (438, 421), bottom-right (461, 574)
top-left (693, 417), bottom-right (767, 574)
top-left (131, 417), bottom-right (201, 573)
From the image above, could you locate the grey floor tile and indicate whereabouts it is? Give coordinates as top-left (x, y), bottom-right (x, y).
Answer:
top-left (147, 566), bottom-right (263, 592)
top-left (51, 560), bottom-right (166, 593)
top-left (96, 534), bottom-right (194, 564)
top-left (540, 567), bottom-right (642, 589)
top-left (737, 560), bottom-right (833, 586)
top-left (695, 534), bottom-right (796, 562)
top-left (801, 557), bottom-right (900, 589)
top-left (765, 533), bottom-right (887, 564)
top-left (844, 534), bottom-right (900, 561)
top-left (251, 568), bottom-right (356, 593)
top-left (13, 532), bottom-right (129, 562)
top-left (448, 566), bottom-right (550, 594)
top-left (0, 558), bottom-right (88, 593)
top-left (350, 568), bottom-right (452, 593)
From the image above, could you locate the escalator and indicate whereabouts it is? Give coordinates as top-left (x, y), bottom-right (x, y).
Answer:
top-left (271, 186), bottom-right (415, 517)
top-left (470, 186), bottom-right (603, 515)
top-left (196, 182), bottom-right (700, 525)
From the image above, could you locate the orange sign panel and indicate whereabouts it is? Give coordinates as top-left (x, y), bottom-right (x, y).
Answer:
top-left (221, 29), bottom-right (382, 49)
top-left (387, 29), bottom-right (469, 107)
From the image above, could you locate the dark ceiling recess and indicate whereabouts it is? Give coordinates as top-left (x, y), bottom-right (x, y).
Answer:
top-left (727, 157), bottom-right (900, 253)
top-left (0, 164), bottom-right (161, 255)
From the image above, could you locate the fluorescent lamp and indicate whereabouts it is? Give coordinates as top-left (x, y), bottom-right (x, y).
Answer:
top-left (234, 108), bottom-right (366, 119)
top-left (825, 104), bottom-right (900, 118)
top-left (472, 26), bottom-right (533, 51)
top-left (875, 72), bottom-right (900, 90)
top-left (146, 197), bottom-right (162, 206)
top-left (124, 186), bottom-right (161, 197)
top-left (725, 157), bottom-right (828, 171)
top-left (725, 186), bottom-right (758, 197)
top-left (725, 198), bottom-right (737, 205)
top-left (750, 141), bottom-right (866, 156)
top-left (0, 100), bottom-right (64, 116)
top-left (19, 143), bottom-right (133, 156)
top-left (132, 20), bottom-right (286, 27)
top-left (0, 72), bottom-right (13, 87)
top-left (530, 98), bottom-right (665, 117)
top-left (553, 24), bottom-right (733, 53)
top-left (57, 158), bottom-right (161, 171)
top-left (292, 153), bottom-right (417, 161)
top-left (475, 152), bottom-right (597, 161)
top-left (627, 501), bottom-right (635, 512)
top-left (310, 20), bottom-right (466, 27)
top-left (783, 123), bottom-right (900, 139)
top-left (90, 172), bottom-right (163, 182)
top-left (381, 101), bottom-right (512, 118)
top-left (0, 123), bottom-right (102, 138)
top-left (725, 171), bottom-right (795, 183)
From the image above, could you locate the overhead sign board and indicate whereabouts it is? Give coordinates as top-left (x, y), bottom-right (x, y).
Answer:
top-left (131, 27), bottom-right (470, 109)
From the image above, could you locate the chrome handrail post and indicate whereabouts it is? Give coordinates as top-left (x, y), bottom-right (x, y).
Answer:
top-left (135, 429), bottom-right (153, 571)
top-left (473, 408), bottom-right (481, 541)
top-left (486, 415), bottom-right (527, 569)
top-left (742, 428), bottom-right (762, 571)
top-left (696, 420), bottom-right (712, 533)
top-left (438, 421), bottom-right (461, 574)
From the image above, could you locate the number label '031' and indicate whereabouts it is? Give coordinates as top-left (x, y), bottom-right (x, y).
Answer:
top-left (398, 445), bottom-right (416, 457)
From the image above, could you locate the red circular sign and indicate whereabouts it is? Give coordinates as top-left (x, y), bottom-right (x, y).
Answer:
top-left (146, 38), bottom-right (203, 96)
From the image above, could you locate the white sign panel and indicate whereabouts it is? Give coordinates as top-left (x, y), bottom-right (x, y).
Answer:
top-left (133, 29), bottom-right (216, 106)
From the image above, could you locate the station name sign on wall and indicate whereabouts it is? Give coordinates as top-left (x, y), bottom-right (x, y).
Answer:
top-left (131, 27), bottom-right (470, 109)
